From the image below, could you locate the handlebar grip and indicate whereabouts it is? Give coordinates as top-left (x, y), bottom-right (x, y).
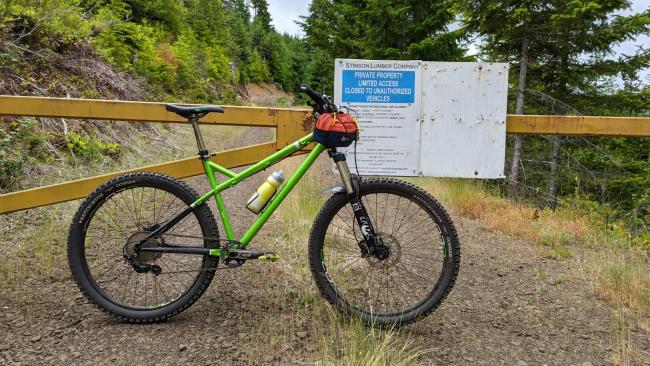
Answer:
top-left (300, 84), bottom-right (320, 100)
top-left (300, 84), bottom-right (326, 113)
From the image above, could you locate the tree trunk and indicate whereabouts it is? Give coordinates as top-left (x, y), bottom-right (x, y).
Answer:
top-left (507, 35), bottom-right (529, 200)
top-left (548, 53), bottom-right (571, 210)
top-left (548, 136), bottom-right (561, 209)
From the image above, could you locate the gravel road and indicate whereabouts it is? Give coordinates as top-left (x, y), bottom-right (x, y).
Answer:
top-left (1, 128), bottom-right (648, 365)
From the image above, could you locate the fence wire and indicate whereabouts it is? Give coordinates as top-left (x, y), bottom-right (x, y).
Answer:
top-left (502, 90), bottom-right (650, 238)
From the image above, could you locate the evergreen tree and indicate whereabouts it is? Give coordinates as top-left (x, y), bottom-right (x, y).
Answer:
top-left (302, 0), bottom-right (465, 91)
top-left (283, 34), bottom-right (309, 91)
top-left (223, 0), bottom-right (253, 84)
top-left (251, 0), bottom-right (273, 31)
top-left (304, 46), bottom-right (335, 95)
top-left (123, 0), bottom-right (184, 34)
top-left (460, 0), bottom-right (650, 206)
top-left (251, 0), bottom-right (272, 65)
top-left (187, 0), bottom-right (229, 43)
top-left (267, 32), bottom-right (292, 87)
top-left (460, 0), bottom-right (547, 200)
top-left (303, 0), bottom-right (464, 61)
top-left (363, 0), bottom-right (465, 60)
top-left (539, 2), bottom-right (649, 209)
top-left (301, 0), bottom-right (366, 58)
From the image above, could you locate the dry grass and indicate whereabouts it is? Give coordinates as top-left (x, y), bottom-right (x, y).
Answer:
top-left (0, 123), bottom-right (245, 299)
top-left (0, 204), bottom-right (71, 298)
top-left (316, 304), bottom-right (427, 366)
top-left (613, 306), bottom-right (633, 366)
top-left (411, 178), bottom-right (588, 249)
top-left (411, 177), bottom-right (650, 360)
top-left (587, 248), bottom-right (650, 320)
top-left (257, 156), bottom-right (427, 365)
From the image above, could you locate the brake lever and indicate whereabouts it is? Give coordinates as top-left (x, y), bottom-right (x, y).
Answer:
top-left (306, 101), bottom-right (319, 115)
top-left (322, 95), bottom-right (338, 113)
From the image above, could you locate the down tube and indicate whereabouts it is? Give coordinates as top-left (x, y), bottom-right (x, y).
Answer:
top-left (239, 144), bottom-right (326, 246)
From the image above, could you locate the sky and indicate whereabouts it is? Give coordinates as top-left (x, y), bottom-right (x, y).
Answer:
top-left (268, 0), bottom-right (650, 64)
top-left (268, 0), bottom-right (310, 36)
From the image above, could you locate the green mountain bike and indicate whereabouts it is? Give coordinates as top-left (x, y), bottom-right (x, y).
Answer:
top-left (67, 85), bottom-right (460, 327)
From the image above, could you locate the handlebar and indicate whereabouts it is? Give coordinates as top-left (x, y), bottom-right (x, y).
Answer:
top-left (300, 84), bottom-right (337, 114)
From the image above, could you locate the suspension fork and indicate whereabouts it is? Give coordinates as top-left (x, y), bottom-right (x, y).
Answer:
top-left (330, 150), bottom-right (386, 259)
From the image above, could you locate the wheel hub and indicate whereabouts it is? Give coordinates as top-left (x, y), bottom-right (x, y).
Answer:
top-left (366, 233), bottom-right (402, 269)
top-left (123, 232), bottom-right (163, 263)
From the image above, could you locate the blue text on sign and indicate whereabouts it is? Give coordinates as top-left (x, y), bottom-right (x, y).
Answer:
top-left (341, 70), bottom-right (416, 104)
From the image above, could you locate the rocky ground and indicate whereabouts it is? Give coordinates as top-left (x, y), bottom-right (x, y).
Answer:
top-left (3, 197), bottom-right (648, 365)
top-left (1, 116), bottom-right (648, 365)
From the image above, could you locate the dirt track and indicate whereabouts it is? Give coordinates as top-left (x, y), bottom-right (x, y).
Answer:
top-left (1, 127), bottom-right (649, 365)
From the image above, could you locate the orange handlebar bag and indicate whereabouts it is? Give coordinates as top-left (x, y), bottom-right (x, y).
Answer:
top-left (313, 113), bottom-right (359, 148)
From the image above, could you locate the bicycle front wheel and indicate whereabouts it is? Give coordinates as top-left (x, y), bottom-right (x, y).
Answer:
top-left (67, 172), bottom-right (219, 323)
top-left (308, 178), bottom-right (460, 327)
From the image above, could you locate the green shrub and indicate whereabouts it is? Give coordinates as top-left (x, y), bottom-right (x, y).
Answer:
top-left (93, 21), bottom-right (159, 70)
top-left (0, 158), bottom-right (24, 191)
top-left (276, 96), bottom-right (290, 107)
top-left (0, 117), bottom-right (50, 191)
top-left (2, 0), bottom-right (92, 45)
top-left (65, 131), bottom-right (122, 163)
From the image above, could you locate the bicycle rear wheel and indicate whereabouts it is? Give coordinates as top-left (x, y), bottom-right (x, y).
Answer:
top-left (68, 172), bottom-right (219, 323)
top-left (308, 178), bottom-right (460, 327)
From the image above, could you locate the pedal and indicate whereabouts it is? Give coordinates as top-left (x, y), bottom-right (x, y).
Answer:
top-left (258, 253), bottom-right (280, 262)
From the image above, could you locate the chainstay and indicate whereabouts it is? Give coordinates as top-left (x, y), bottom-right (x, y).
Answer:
top-left (160, 233), bottom-right (222, 241)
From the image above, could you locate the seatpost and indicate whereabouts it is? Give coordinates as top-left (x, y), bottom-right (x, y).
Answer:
top-left (190, 116), bottom-right (209, 159)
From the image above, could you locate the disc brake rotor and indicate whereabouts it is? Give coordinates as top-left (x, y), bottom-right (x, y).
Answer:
top-left (366, 233), bottom-right (402, 269)
top-left (124, 232), bottom-right (163, 263)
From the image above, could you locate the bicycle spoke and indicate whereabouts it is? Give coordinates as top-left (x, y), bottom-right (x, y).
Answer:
top-left (321, 188), bottom-right (449, 317)
top-left (82, 185), bottom-right (210, 310)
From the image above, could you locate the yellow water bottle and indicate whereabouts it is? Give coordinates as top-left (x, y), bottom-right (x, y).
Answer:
top-left (246, 171), bottom-right (285, 214)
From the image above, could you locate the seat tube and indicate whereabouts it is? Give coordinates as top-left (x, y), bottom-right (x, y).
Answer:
top-left (203, 159), bottom-right (236, 241)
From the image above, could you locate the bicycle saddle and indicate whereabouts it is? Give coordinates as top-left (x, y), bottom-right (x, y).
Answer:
top-left (165, 104), bottom-right (224, 118)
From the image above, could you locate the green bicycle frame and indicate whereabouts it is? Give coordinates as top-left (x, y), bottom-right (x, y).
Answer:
top-left (194, 133), bottom-right (325, 248)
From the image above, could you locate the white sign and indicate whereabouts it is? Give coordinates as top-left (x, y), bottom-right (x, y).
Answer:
top-left (334, 59), bottom-right (509, 178)
top-left (334, 59), bottom-right (422, 176)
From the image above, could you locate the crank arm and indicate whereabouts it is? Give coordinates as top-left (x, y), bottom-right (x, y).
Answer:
top-left (226, 249), bottom-right (277, 261)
